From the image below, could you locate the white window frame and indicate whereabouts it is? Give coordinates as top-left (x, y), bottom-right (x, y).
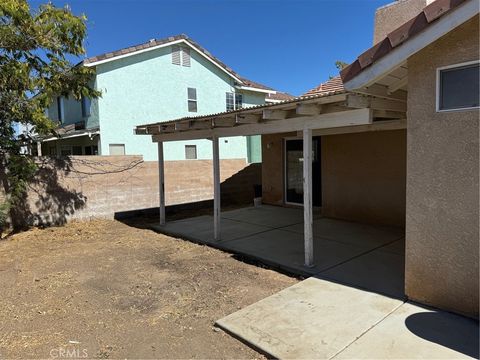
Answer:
top-left (226, 92), bottom-right (243, 111)
top-left (436, 60), bottom-right (480, 113)
top-left (187, 87), bottom-right (197, 112)
top-left (185, 144), bottom-right (197, 160)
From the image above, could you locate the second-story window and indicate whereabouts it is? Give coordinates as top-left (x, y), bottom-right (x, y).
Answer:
top-left (226, 92), bottom-right (243, 111)
top-left (56, 96), bottom-right (64, 123)
top-left (172, 45), bottom-right (191, 67)
top-left (187, 88), bottom-right (197, 112)
top-left (81, 96), bottom-right (91, 118)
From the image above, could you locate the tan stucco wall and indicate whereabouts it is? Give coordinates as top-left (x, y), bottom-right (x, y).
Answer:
top-left (405, 16), bottom-right (479, 318)
top-left (261, 130), bottom-right (407, 227)
top-left (373, 0), bottom-right (427, 44)
top-left (322, 130), bottom-right (406, 227)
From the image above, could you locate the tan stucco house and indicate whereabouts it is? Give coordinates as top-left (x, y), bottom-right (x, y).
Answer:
top-left (135, 0), bottom-right (479, 318)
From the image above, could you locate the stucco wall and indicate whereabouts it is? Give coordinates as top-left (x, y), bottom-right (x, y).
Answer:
top-left (322, 130), bottom-right (406, 227)
top-left (373, 0), bottom-right (427, 44)
top-left (95, 45), bottom-right (265, 160)
top-left (405, 16), bottom-right (479, 318)
top-left (261, 130), bottom-right (407, 227)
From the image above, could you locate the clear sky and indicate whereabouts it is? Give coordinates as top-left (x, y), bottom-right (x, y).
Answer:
top-left (30, 0), bottom-right (389, 96)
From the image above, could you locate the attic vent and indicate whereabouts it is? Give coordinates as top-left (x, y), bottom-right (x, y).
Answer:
top-left (182, 47), bottom-right (191, 67)
top-left (172, 45), bottom-right (181, 65)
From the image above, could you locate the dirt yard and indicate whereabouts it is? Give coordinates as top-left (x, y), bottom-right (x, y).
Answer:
top-left (0, 219), bottom-right (297, 359)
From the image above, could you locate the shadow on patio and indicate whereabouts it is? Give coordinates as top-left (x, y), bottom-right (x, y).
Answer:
top-left (151, 204), bottom-right (406, 299)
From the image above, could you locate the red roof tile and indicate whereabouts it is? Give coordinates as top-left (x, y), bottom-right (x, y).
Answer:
top-left (302, 76), bottom-right (344, 96)
top-left (83, 34), bottom-right (275, 91)
top-left (340, 0), bottom-right (469, 84)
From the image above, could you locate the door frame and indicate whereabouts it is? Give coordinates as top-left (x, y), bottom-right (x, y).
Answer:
top-left (283, 136), bottom-right (303, 206)
top-left (283, 136), bottom-right (322, 208)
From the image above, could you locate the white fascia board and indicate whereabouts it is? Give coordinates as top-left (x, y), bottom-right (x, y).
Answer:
top-left (235, 85), bottom-right (277, 94)
top-left (42, 130), bottom-right (100, 142)
top-left (152, 108), bottom-right (372, 142)
top-left (344, 0), bottom-right (479, 90)
top-left (84, 39), bottom-right (245, 85)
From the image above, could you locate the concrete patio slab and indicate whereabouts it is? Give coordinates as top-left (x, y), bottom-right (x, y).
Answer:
top-left (334, 301), bottom-right (479, 359)
top-left (319, 241), bottom-right (405, 298)
top-left (282, 217), bottom-right (404, 248)
top-left (216, 277), bottom-right (404, 359)
top-left (221, 205), bottom-right (309, 228)
top-left (153, 216), bottom-right (271, 245)
top-left (225, 229), bottom-right (373, 275)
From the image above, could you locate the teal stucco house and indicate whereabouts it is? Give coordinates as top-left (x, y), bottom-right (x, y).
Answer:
top-left (40, 34), bottom-right (291, 162)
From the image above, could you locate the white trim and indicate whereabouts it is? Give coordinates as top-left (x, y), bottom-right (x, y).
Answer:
top-left (435, 60), bottom-right (480, 112)
top-left (344, 0), bottom-right (479, 90)
top-left (152, 109), bottom-right (373, 142)
top-left (158, 142), bottom-right (166, 226)
top-left (283, 137), bottom-right (303, 206)
top-left (212, 135), bottom-right (221, 241)
top-left (42, 130), bottom-right (100, 142)
top-left (84, 39), bottom-right (245, 85)
top-left (303, 128), bottom-right (314, 267)
top-left (235, 85), bottom-right (277, 94)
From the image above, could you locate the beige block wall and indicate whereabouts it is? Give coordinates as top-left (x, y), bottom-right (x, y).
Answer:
top-left (261, 130), bottom-right (407, 227)
top-left (405, 16), bottom-right (479, 318)
top-left (21, 156), bottom-right (257, 226)
top-left (373, 0), bottom-right (427, 44)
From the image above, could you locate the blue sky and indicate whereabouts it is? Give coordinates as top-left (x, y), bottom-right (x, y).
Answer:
top-left (31, 0), bottom-right (389, 96)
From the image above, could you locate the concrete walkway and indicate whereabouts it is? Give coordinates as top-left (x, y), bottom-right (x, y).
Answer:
top-left (152, 205), bottom-right (405, 298)
top-left (216, 277), bottom-right (479, 359)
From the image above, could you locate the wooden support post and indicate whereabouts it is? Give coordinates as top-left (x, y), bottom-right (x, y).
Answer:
top-left (36, 141), bottom-right (42, 156)
top-left (303, 128), bottom-right (314, 267)
top-left (212, 135), bottom-right (221, 240)
top-left (157, 141), bottom-right (166, 225)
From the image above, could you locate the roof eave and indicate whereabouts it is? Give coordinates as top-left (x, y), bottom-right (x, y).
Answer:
top-left (342, 0), bottom-right (478, 90)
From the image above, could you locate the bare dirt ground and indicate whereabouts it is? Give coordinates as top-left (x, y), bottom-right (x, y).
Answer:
top-left (0, 219), bottom-right (297, 359)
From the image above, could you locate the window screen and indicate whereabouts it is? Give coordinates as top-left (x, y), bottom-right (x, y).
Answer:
top-left (235, 93), bottom-right (243, 110)
top-left (439, 63), bottom-right (479, 111)
top-left (185, 145), bottom-right (197, 159)
top-left (109, 144), bottom-right (125, 155)
top-left (226, 92), bottom-right (234, 111)
top-left (187, 87), bottom-right (197, 112)
top-left (226, 92), bottom-right (242, 111)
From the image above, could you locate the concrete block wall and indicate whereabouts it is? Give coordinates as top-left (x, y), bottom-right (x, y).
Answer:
top-left (19, 156), bottom-right (258, 226)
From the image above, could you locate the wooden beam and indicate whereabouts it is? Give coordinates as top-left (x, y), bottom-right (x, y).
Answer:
top-left (373, 110), bottom-right (406, 119)
top-left (263, 109), bottom-right (288, 120)
top-left (152, 108), bottom-right (373, 142)
top-left (296, 103), bottom-right (321, 116)
top-left (175, 121), bottom-right (190, 131)
top-left (213, 117), bottom-right (236, 127)
top-left (191, 120), bottom-right (212, 130)
top-left (212, 135), bottom-right (221, 241)
top-left (303, 128), bottom-right (314, 267)
top-left (355, 84), bottom-right (407, 102)
top-left (157, 142), bottom-right (165, 226)
top-left (388, 76), bottom-right (408, 94)
top-left (347, 94), bottom-right (407, 112)
top-left (236, 114), bottom-right (260, 124)
top-left (311, 119), bottom-right (406, 136)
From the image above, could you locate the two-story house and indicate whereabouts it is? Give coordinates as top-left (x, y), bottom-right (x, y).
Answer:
top-left (39, 34), bottom-right (291, 162)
